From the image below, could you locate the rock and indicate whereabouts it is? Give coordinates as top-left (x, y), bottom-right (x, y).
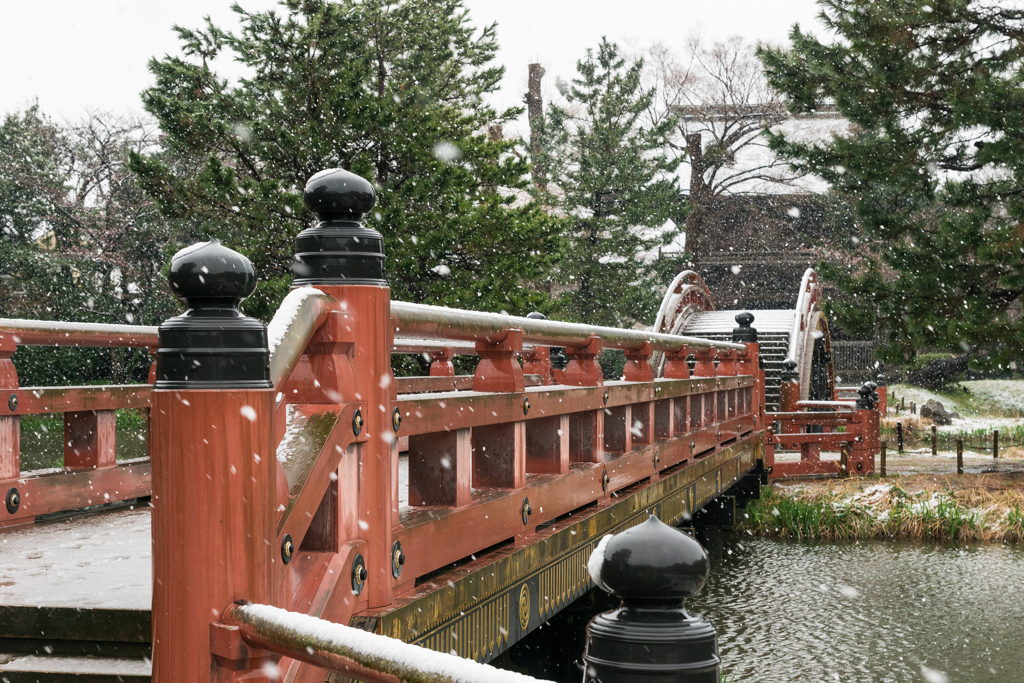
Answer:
top-left (920, 399), bottom-right (953, 425)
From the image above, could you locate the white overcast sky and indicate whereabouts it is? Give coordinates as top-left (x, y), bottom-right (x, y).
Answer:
top-left (0, 0), bottom-right (825, 124)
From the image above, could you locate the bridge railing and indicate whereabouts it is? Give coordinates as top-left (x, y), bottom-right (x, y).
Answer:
top-left (0, 319), bottom-right (156, 524)
top-left (766, 366), bottom-right (880, 476)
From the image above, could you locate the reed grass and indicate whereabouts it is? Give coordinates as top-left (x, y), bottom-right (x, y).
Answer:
top-left (743, 485), bottom-right (1024, 543)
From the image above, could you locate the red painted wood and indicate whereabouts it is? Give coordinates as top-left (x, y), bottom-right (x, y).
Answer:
top-left (473, 329), bottom-right (525, 393)
top-left (428, 347), bottom-right (455, 377)
top-left (0, 460), bottom-right (151, 526)
top-left (663, 347), bottom-right (690, 380)
top-left (6, 385), bottom-right (151, 415)
top-left (623, 342), bottom-right (654, 382)
top-left (63, 410), bottom-right (117, 469)
top-left (525, 414), bottom-right (569, 475)
top-left (522, 346), bottom-right (553, 385)
top-left (471, 421), bottom-right (526, 488)
top-left (563, 336), bottom-right (603, 387)
top-left (570, 409), bottom-right (604, 463)
top-left (316, 284), bottom-right (394, 610)
top-left (604, 405), bottom-right (631, 454)
top-left (409, 429), bottom-right (471, 506)
top-left (693, 348), bottom-right (717, 377)
top-left (150, 388), bottom-right (278, 683)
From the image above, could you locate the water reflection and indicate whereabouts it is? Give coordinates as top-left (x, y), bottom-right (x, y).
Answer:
top-left (687, 536), bottom-right (1024, 682)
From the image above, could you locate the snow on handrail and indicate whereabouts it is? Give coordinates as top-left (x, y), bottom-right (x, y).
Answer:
top-left (266, 288), bottom-right (334, 389)
top-left (221, 602), bottom-right (550, 683)
top-left (391, 301), bottom-right (742, 353)
top-left (0, 318), bottom-right (159, 348)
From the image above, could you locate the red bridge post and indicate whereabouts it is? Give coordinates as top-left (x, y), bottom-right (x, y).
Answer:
top-left (150, 240), bottom-right (278, 683)
top-left (0, 334), bottom-right (19, 481)
top-left (294, 169), bottom-right (397, 606)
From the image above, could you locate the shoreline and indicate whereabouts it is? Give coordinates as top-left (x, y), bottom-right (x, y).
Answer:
top-left (742, 473), bottom-right (1024, 543)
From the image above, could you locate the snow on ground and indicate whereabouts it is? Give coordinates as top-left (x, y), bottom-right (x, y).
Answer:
top-left (0, 507), bottom-right (151, 609)
top-left (962, 380), bottom-right (1024, 414)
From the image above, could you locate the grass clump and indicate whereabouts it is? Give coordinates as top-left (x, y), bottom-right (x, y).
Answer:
top-left (743, 484), bottom-right (1024, 543)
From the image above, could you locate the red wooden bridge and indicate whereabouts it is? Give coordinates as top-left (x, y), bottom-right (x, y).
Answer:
top-left (0, 169), bottom-right (880, 683)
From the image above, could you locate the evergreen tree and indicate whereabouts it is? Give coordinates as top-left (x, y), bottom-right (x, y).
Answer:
top-left (541, 39), bottom-right (682, 328)
top-left (759, 0), bottom-right (1024, 366)
top-left (130, 0), bottom-right (560, 321)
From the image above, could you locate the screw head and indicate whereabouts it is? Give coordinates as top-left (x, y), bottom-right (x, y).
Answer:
top-left (690, 440), bottom-right (696, 450)
top-left (7, 393), bottom-right (16, 412)
top-left (523, 397), bottom-right (531, 416)
top-left (281, 534), bottom-right (295, 565)
top-left (391, 541), bottom-right (404, 578)
top-left (5, 487), bottom-right (20, 514)
top-left (522, 497), bottom-right (532, 525)
top-left (392, 407), bottom-right (402, 432)
top-left (603, 389), bottom-right (609, 404)
top-left (352, 409), bottom-right (363, 436)
top-left (601, 469), bottom-right (610, 492)
top-left (351, 554), bottom-right (367, 594)
top-left (654, 452), bottom-right (660, 468)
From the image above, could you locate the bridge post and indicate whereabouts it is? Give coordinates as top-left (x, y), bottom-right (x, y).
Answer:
top-left (0, 334), bottom-right (19, 480)
top-left (733, 312), bottom-right (760, 432)
top-left (875, 373), bottom-right (887, 415)
top-left (294, 168), bottom-right (396, 606)
top-left (150, 240), bottom-right (278, 683)
top-left (584, 514), bottom-right (720, 682)
top-left (849, 383), bottom-right (878, 475)
top-left (780, 358), bottom-right (800, 435)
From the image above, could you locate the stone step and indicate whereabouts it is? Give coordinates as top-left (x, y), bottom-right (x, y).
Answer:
top-left (0, 652), bottom-right (150, 682)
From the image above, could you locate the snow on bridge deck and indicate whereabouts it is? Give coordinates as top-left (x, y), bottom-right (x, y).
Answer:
top-left (0, 506), bottom-right (151, 610)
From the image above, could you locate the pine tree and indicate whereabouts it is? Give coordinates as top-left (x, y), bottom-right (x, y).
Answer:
top-left (129, 0), bottom-right (560, 321)
top-left (759, 0), bottom-right (1024, 366)
top-left (541, 38), bottom-right (682, 328)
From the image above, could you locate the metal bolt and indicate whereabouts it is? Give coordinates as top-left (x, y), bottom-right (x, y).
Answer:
top-left (601, 469), bottom-right (610, 492)
top-left (392, 407), bottom-right (402, 432)
top-left (603, 389), bottom-right (609, 404)
top-left (5, 487), bottom-right (20, 514)
top-left (391, 540), bottom-right (405, 578)
top-left (352, 409), bottom-right (363, 436)
top-left (523, 397), bottom-right (531, 416)
top-left (690, 441), bottom-right (695, 450)
top-left (522, 497), bottom-right (532, 525)
top-left (281, 534), bottom-right (294, 565)
top-left (654, 451), bottom-right (660, 468)
top-left (7, 393), bottom-right (16, 412)
top-left (351, 554), bottom-right (367, 594)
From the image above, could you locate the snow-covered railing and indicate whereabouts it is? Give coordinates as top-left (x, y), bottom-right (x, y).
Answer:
top-left (221, 603), bottom-right (549, 683)
top-left (391, 301), bottom-right (741, 354)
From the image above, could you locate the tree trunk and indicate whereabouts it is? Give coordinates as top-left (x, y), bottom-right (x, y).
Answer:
top-left (527, 64), bottom-right (546, 190)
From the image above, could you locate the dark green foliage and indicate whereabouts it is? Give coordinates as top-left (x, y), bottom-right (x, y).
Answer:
top-left (131, 0), bottom-right (561, 321)
top-left (540, 39), bottom-right (682, 328)
top-left (598, 349), bottom-right (626, 381)
top-left (759, 0), bottom-right (1024, 366)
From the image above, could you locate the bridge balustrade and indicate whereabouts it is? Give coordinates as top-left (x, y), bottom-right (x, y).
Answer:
top-left (766, 367), bottom-right (880, 476)
top-left (0, 319), bottom-right (157, 525)
top-left (1, 167), bottom-right (771, 683)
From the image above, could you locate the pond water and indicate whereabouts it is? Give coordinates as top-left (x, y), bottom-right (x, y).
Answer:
top-left (688, 535), bottom-right (1024, 682)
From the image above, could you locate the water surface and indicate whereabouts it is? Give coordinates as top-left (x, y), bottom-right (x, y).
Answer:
top-left (688, 536), bottom-right (1024, 682)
